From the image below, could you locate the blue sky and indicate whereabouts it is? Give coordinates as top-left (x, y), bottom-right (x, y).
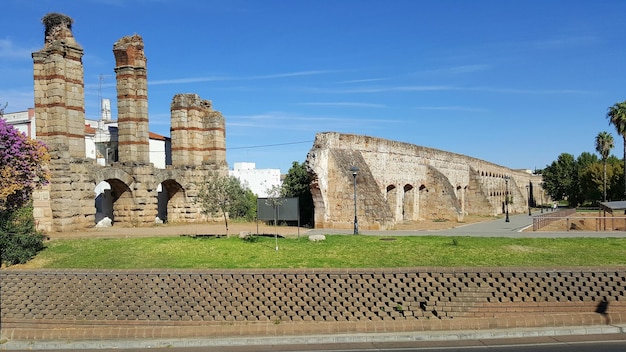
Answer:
top-left (2, 0), bottom-right (625, 173)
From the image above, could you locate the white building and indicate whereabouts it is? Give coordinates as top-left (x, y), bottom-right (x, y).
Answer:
top-left (229, 162), bottom-right (282, 197)
top-left (3, 104), bottom-right (169, 169)
top-left (2, 108), bottom-right (36, 138)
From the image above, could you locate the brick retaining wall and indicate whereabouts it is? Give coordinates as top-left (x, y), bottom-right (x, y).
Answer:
top-left (1, 267), bottom-right (625, 340)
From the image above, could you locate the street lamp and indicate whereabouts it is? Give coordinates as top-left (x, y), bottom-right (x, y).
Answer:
top-left (350, 165), bottom-right (359, 235)
top-left (504, 175), bottom-right (510, 222)
top-left (539, 182), bottom-right (543, 214)
top-left (526, 185), bottom-right (531, 216)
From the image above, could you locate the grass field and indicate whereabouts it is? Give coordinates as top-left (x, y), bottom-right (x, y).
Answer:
top-left (18, 235), bottom-right (626, 269)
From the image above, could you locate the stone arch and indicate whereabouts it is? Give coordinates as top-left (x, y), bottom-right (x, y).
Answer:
top-left (456, 185), bottom-right (464, 216)
top-left (403, 184), bottom-right (416, 221)
top-left (94, 168), bottom-right (135, 190)
top-left (107, 178), bottom-right (133, 226)
top-left (309, 177), bottom-right (325, 229)
top-left (157, 179), bottom-right (186, 223)
top-left (386, 185), bottom-right (398, 221)
top-left (93, 168), bottom-right (135, 226)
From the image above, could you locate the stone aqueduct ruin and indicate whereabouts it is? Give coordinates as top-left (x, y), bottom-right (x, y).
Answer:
top-left (306, 133), bottom-right (543, 230)
top-left (29, 13), bottom-right (542, 233)
top-left (32, 14), bottom-right (227, 232)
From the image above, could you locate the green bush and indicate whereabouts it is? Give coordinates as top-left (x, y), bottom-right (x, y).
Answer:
top-left (0, 204), bottom-right (46, 266)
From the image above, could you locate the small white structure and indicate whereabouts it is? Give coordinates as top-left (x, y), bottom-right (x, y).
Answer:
top-left (2, 108), bottom-right (36, 138)
top-left (85, 118), bottom-right (169, 169)
top-left (229, 162), bottom-right (282, 197)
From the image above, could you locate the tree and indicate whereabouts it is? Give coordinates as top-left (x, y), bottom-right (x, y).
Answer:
top-left (607, 100), bottom-right (626, 199)
top-left (282, 161), bottom-right (314, 227)
top-left (595, 131), bottom-right (614, 202)
top-left (195, 173), bottom-right (248, 236)
top-left (228, 188), bottom-right (257, 222)
top-left (542, 153), bottom-right (577, 204)
top-left (0, 107), bottom-right (50, 266)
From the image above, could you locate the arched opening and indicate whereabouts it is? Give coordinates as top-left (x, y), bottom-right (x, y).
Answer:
top-left (386, 185), bottom-right (398, 221)
top-left (94, 178), bottom-right (132, 226)
top-left (403, 184), bottom-right (415, 221)
top-left (95, 181), bottom-right (113, 225)
top-left (158, 179), bottom-right (185, 223)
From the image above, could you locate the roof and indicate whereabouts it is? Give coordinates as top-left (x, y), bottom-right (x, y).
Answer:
top-left (599, 201), bottom-right (626, 212)
top-left (149, 131), bottom-right (166, 141)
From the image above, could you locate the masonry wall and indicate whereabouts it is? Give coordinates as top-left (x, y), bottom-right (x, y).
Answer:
top-left (113, 34), bottom-right (150, 164)
top-left (30, 14), bottom-right (228, 232)
top-left (170, 93), bottom-right (226, 169)
top-left (306, 132), bottom-right (543, 230)
top-left (32, 14), bottom-right (96, 232)
top-left (1, 267), bottom-right (622, 339)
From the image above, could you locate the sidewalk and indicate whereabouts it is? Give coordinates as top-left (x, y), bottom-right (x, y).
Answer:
top-left (307, 211), bottom-right (626, 238)
top-left (1, 324), bottom-right (625, 350)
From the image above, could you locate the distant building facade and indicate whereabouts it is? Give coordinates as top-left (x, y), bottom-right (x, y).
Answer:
top-left (229, 162), bottom-right (282, 197)
top-left (2, 108), bottom-right (36, 138)
top-left (3, 110), bottom-right (170, 169)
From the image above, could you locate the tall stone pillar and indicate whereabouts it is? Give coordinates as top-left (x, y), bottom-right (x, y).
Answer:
top-left (113, 35), bottom-right (150, 164)
top-left (170, 94), bottom-right (227, 169)
top-left (32, 13), bottom-right (95, 232)
top-left (205, 109), bottom-right (227, 168)
top-left (32, 13), bottom-right (85, 158)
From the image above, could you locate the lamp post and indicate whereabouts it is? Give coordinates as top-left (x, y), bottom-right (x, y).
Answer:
top-left (539, 182), bottom-right (543, 214)
top-left (505, 175), bottom-right (510, 222)
top-left (526, 185), bottom-right (531, 216)
top-left (350, 166), bottom-right (359, 235)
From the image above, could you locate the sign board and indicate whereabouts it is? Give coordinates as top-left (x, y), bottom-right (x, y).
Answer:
top-left (257, 197), bottom-right (299, 221)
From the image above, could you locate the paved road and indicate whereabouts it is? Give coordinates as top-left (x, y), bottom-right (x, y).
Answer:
top-left (307, 211), bottom-right (626, 238)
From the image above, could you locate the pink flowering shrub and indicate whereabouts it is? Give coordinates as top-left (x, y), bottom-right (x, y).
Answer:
top-left (0, 109), bottom-right (50, 266)
top-left (0, 117), bottom-right (50, 211)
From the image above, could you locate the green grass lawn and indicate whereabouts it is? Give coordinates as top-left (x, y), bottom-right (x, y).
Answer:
top-left (22, 235), bottom-right (626, 269)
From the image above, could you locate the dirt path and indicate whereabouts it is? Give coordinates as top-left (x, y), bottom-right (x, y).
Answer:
top-left (45, 215), bottom-right (494, 240)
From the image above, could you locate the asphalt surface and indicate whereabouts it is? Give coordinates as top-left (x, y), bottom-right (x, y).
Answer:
top-left (307, 211), bottom-right (626, 238)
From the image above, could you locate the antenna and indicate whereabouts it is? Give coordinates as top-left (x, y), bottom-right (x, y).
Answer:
top-left (98, 74), bottom-right (104, 121)
top-left (98, 74), bottom-right (112, 121)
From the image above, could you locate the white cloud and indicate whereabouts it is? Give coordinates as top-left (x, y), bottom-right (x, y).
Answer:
top-left (414, 64), bottom-right (491, 76)
top-left (413, 106), bottom-right (487, 112)
top-left (298, 102), bottom-right (386, 108)
top-left (530, 36), bottom-right (598, 50)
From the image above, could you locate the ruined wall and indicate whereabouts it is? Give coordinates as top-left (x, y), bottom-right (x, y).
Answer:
top-left (31, 14), bottom-right (228, 232)
top-left (170, 94), bottom-right (227, 169)
top-left (306, 132), bottom-right (543, 230)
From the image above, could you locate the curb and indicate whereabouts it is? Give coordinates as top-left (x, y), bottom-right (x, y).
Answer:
top-left (1, 324), bottom-right (624, 350)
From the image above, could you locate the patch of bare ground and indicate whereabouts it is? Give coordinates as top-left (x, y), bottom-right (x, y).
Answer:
top-left (526, 212), bottom-right (626, 232)
top-left (44, 215), bottom-right (495, 240)
top-left (45, 221), bottom-right (307, 240)
top-left (389, 215), bottom-right (496, 231)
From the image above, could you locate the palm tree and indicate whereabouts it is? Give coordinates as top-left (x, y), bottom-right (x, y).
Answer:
top-left (595, 131), bottom-right (614, 202)
top-left (607, 100), bottom-right (626, 199)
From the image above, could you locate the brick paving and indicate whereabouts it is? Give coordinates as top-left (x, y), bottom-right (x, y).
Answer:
top-left (1, 267), bottom-right (624, 341)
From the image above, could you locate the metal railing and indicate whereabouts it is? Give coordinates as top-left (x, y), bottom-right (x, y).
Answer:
top-left (532, 208), bottom-right (576, 231)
